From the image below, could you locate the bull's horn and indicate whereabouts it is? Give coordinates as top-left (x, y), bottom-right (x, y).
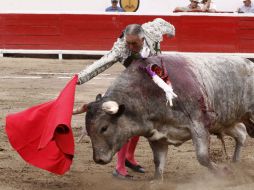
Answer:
top-left (102, 101), bottom-right (119, 114)
top-left (73, 104), bottom-right (88, 115)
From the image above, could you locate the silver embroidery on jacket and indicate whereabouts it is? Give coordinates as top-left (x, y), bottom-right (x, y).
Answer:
top-left (78, 18), bottom-right (175, 84)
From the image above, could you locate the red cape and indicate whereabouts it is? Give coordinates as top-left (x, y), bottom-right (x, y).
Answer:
top-left (5, 75), bottom-right (77, 175)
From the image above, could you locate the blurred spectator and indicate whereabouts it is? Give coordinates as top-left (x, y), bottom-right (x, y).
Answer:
top-left (200, 0), bottom-right (216, 12)
top-left (174, 0), bottom-right (202, 12)
top-left (237, 0), bottom-right (254, 13)
top-left (105, 0), bottom-right (125, 12)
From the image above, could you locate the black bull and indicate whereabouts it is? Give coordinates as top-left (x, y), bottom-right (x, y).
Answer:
top-left (83, 54), bottom-right (254, 178)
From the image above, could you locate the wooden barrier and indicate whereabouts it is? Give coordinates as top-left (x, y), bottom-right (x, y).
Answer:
top-left (0, 13), bottom-right (253, 54)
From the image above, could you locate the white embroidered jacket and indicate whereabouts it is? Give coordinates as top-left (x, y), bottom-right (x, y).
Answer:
top-left (78, 18), bottom-right (175, 84)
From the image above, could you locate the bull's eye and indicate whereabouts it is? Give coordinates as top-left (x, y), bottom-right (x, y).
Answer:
top-left (100, 126), bottom-right (108, 134)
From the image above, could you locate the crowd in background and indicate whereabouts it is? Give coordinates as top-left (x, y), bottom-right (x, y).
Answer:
top-left (105, 0), bottom-right (254, 13)
top-left (105, 0), bottom-right (124, 12)
top-left (237, 0), bottom-right (254, 13)
top-left (174, 0), bottom-right (217, 13)
top-left (174, 0), bottom-right (254, 13)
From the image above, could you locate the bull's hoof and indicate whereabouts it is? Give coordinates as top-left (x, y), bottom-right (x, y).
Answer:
top-left (125, 159), bottom-right (145, 173)
top-left (112, 169), bottom-right (134, 180)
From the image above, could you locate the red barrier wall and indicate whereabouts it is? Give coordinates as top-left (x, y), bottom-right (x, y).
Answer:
top-left (0, 14), bottom-right (254, 53)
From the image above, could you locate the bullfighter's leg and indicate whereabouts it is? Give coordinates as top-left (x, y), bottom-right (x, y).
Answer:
top-left (116, 142), bottom-right (129, 176)
top-left (149, 141), bottom-right (168, 180)
top-left (126, 136), bottom-right (139, 165)
top-left (125, 136), bottom-right (145, 173)
top-left (223, 123), bottom-right (247, 162)
top-left (189, 121), bottom-right (217, 170)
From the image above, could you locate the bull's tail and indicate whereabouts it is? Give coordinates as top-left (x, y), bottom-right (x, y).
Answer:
top-left (242, 113), bottom-right (254, 138)
top-left (245, 122), bottom-right (254, 138)
top-left (215, 133), bottom-right (230, 160)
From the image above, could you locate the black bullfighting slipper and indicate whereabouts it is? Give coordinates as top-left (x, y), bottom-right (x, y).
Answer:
top-left (112, 169), bottom-right (133, 180)
top-left (125, 159), bottom-right (145, 173)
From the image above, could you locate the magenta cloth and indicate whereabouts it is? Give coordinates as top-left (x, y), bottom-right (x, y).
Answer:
top-left (5, 75), bottom-right (78, 175)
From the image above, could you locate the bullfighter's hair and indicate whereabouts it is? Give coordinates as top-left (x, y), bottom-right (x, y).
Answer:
top-left (124, 24), bottom-right (144, 39)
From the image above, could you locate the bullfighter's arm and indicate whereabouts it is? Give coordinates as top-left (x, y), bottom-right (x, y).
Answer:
top-left (77, 38), bottom-right (127, 84)
top-left (141, 18), bottom-right (175, 42)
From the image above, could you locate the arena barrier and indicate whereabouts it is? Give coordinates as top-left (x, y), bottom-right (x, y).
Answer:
top-left (0, 13), bottom-right (253, 58)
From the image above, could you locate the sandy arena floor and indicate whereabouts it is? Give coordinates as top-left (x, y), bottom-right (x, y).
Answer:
top-left (0, 57), bottom-right (254, 190)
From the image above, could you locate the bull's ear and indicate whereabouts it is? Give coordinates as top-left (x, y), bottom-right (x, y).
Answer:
top-left (115, 104), bottom-right (125, 117)
top-left (96, 94), bottom-right (102, 101)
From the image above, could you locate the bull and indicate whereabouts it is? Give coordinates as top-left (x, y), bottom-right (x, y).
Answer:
top-left (76, 54), bottom-right (254, 178)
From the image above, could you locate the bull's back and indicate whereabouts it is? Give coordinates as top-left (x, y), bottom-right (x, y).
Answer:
top-left (186, 55), bottom-right (254, 124)
top-left (143, 54), bottom-right (254, 125)
top-left (108, 54), bottom-right (254, 127)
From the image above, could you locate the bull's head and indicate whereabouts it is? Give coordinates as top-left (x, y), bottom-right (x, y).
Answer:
top-left (84, 94), bottom-right (135, 165)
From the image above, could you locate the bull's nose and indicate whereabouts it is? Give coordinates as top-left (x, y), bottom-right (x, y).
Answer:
top-left (93, 154), bottom-right (111, 165)
top-left (95, 158), bottom-right (107, 165)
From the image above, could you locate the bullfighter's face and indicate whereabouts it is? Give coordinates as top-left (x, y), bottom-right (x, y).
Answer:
top-left (125, 34), bottom-right (144, 54)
